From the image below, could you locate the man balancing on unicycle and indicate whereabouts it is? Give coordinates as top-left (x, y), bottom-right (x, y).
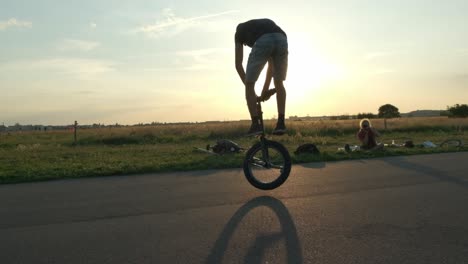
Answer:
top-left (235, 18), bottom-right (288, 136)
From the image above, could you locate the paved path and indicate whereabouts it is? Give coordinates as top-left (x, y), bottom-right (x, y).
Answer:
top-left (1, 153), bottom-right (468, 264)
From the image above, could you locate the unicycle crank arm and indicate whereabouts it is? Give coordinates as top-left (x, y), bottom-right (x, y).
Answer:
top-left (269, 164), bottom-right (283, 169)
top-left (251, 157), bottom-right (269, 168)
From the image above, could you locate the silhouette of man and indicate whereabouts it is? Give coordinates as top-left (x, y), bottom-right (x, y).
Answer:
top-left (235, 18), bottom-right (288, 135)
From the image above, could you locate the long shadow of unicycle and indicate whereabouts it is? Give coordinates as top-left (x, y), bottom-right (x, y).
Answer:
top-left (205, 196), bottom-right (303, 264)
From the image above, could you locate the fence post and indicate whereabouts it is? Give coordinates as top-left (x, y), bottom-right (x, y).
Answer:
top-left (74, 121), bottom-right (78, 144)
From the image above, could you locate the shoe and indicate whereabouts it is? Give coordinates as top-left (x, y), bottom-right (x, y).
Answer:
top-left (344, 144), bottom-right (351, 153)
top-left (272, 122), bottom-right (286, 135)
top-left (247, 122), bottom-right (263, 136)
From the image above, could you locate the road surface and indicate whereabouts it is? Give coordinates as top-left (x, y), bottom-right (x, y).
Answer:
top-left (1, 152), bottom-right (468, 263)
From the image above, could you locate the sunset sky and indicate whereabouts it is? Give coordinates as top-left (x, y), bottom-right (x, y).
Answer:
top-left (1, 0), bottom-right (467, 125)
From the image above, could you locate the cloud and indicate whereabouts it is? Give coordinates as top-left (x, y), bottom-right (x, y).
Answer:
top-left (175, 47), bottom-right (229, 59)
top-left (1, 58), bottom-right (115, 79)
top-left (372, 68), bottom-right (396, 75)
top-left (456, 49), bottom-right (468, 55)
top-left (0, 18), bottom-right (32, 31)
top-left (57, 39), bottom-right (100, 52)
top-left (143, 48), bottom-right (230, 71)
top-left (136, 8), bottom-right (238, 38)
top-left (450, 73), bottom-right (468, 83)
top-left (90, 22), bottom-right (97, 29)
top-left (364, 51), bottom-right (394, 61)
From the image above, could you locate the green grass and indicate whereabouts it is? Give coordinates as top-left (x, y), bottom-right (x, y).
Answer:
top-left (1, 117), bottom-right (467, 184)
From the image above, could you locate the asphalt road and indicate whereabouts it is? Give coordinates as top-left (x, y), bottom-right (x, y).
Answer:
top-left (1, 152), bottom-right (468, 264)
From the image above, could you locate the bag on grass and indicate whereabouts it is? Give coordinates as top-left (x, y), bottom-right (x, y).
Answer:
top-left (404, 140), bottom-right (415, 148)
top-left (207, 139), bottom-right (242, 154)
top-left (294, 143), bottom-right (320, 155)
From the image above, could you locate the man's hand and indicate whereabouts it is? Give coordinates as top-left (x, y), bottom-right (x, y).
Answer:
top-left (260, 89), bottom-right (269, 101)
top-left (260, 88), bottom-right (277, 101)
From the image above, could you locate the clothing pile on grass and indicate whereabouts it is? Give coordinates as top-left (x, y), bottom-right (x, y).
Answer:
top-left (194, 139), bottom-right (243, 155)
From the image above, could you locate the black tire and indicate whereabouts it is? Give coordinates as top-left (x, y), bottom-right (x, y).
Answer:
top-left (243, 140), bottom-right (291, 190)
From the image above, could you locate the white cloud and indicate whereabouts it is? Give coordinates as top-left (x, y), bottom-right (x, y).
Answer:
top-left (372, 68), bottom-right (396, 75)
top-left (136, 8), bottom-right (238, 38)
top-left (175, 47), bottom-right (229, 59)
top-left (90, 22), bottom-right (97, 29)
top-left (57, 39), bottom-right (100, 52)
top-left (0, 18), bottom-right (32, 31)
top-left (1, 58), bottom-right (115, 79)
top-left (364, 51), bottom-right (394, 61)
top-left (143, 48), bottom-right (230, 71)
top-left (457, 48), bottom-right (468, 55)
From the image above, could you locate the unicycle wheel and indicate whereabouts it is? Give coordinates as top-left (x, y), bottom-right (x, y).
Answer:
top-left (243, 140), bottom-right (291, 190)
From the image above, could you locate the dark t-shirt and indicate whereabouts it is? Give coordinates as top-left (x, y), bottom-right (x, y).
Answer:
top-left (235, 19), bottom-right (286, 47)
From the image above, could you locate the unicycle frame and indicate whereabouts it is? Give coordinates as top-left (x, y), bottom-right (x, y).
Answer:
top-left (256, 101), bottom-right (271, 168)
top-left (243, 91), bottom-right (292, 190)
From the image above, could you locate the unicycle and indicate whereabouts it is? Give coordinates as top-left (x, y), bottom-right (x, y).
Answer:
top-left (243, 90), bottom-right (292, 190)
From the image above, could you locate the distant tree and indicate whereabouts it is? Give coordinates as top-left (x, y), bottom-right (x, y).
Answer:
top-left (447, 104), bottom-right (468, 117)
top-left (330, 115), bottom-right (350, 120)
top-left (440, 110), bottom-right (451, 117)
top-left (378, 104), bottom-right (400, 118)
top-left (378, 104), bottom-right (400, 129)
top-left (357, 112), bottom-right (376, 119)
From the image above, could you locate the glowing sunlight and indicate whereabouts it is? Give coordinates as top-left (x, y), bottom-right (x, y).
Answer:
top-left (285, 34), bottom-right (346, 106)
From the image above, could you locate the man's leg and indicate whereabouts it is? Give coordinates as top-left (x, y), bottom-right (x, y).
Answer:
top-left (272, 79), bottom-right (286, 135)
top-left (245, 81), bottom-right (262, 135)
top-left (245, 35), bottom-right (272, 135)
top-left (245, 81), bottom-right (257, 119)
top-left (271, 33), bottom-right (288, 135)
top-left (274, 79), bottom-right (286, 117)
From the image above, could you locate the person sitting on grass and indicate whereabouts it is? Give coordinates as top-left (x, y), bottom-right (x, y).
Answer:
top-left (356, 118), bottom-right (383, 151)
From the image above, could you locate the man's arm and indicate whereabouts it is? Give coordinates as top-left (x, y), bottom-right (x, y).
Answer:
top-left (235, 42), bottom-right (245, 84)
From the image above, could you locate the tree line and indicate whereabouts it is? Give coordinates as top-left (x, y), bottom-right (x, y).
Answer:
top-left (331, 103), bottom-right (468, 120)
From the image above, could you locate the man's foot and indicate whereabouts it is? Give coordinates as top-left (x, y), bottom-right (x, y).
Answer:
top-left (272, 122), bottom-right (286, 135)
top-left (247, 122), bottom-right (263, 136)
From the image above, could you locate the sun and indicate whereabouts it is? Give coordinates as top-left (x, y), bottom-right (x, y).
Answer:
top-left (286, 35), bottom-right (344, 91)
top-left (250, 33), bottom-right (346, 118)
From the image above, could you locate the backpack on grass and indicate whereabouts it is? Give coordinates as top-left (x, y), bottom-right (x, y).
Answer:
top-left (207, 139), bottom-right (242, 154)
top-left (294, 143), bottom-right (320, 155)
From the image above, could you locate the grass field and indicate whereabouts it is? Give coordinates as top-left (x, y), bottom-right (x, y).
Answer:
top-left (1, 116), bottom-right (467, 184)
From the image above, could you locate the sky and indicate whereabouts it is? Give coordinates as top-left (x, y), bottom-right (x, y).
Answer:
top-left (1, 0), bottom-right (467, 125)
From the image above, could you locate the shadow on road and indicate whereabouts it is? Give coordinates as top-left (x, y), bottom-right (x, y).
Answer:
top-left (205, 196), bottom-right (303, 264)
top-left (298, 161), bottom-right (326, 169)
top-left (383, 156), bottom-right (468, 190)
